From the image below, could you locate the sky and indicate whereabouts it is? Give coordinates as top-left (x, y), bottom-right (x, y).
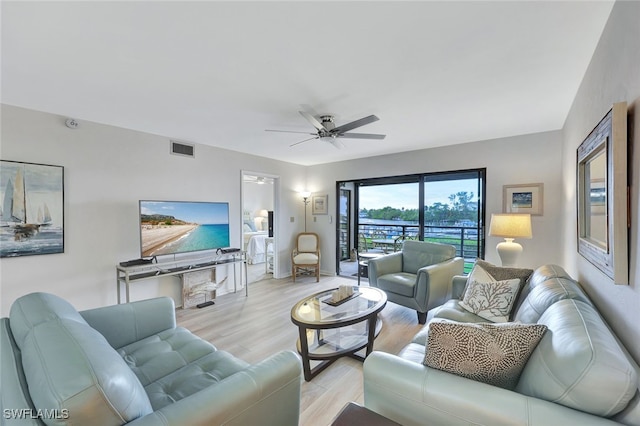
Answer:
top-left (359, 179), bottom-right (478, 210)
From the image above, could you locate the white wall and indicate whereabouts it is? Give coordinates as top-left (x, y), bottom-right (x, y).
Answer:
top-left (306, 130), bottom-right (564, 275)
top-left (560, 0), bottom-right (640, 361)
top-left (0, 105), bottom-right (306, 314)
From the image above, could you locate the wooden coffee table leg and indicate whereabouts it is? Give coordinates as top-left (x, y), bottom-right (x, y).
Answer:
top-left (365, 314), bottom-right (377, 356)
top-left (298, 325), bottom-right (312, 381)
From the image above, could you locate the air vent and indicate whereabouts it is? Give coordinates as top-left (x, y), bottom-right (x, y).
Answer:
top-left (170, 140), bottom-right (195, 158)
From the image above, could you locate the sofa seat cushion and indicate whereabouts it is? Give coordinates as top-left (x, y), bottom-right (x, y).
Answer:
top-left (9, 293), bottom-right (153, 426)
top-left (516, 299), bottom-right (637, 417)
top-left (397, 343), bottom-right (427, 364)
top-left (432, 299), bottom-right (487, 323)
top-left (375, 273), bottom-right (416, 297)
top-left (118, 327), bottom-right (229, 385)
top-left (292, 253), bottom-right (318, 264)
top-left (117, 327), bottom-right (250, 410)
top-left (144, 350), bottom-right (250, 410)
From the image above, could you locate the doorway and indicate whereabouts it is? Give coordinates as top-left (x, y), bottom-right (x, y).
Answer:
top-left (241, 171), bottom-right (278, 283)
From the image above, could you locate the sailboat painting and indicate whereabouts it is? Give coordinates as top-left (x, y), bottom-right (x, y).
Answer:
top-left (0, 160), bottom-right (64, 257)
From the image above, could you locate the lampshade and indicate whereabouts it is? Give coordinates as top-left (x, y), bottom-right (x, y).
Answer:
top-left (300, 191), bottom-right (311, 199)
top-left (488, 214), bottom-right (532, 239)
top-left (489, 214), bottom-right (532, 267)
top-left (258, 209), bottom-right (269, 218)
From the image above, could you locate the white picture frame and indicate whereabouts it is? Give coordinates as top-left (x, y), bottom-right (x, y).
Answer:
top-left (312, 194), bottom-right (328, 215)
top-left (503, 183), bottom-right (544, 216)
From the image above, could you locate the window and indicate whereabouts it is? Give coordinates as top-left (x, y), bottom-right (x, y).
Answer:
top-left (337, 169), bottom-right (485, 275)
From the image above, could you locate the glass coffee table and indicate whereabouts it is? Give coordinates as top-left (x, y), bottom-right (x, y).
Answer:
top-left (290, 286), bottom-right (387, 381)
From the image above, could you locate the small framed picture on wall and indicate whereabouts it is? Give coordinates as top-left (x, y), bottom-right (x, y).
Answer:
top-left (503, 183), bottom-right (543, 216)
top-left (312, 194), bottom-right (328, 215)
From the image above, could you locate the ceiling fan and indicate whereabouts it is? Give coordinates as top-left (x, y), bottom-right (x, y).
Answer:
top-left (266, 111), bottom-right (386, 148)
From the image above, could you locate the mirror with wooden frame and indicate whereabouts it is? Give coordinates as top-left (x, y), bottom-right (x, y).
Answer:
top-left (577, 102), bottom-right (628, 285)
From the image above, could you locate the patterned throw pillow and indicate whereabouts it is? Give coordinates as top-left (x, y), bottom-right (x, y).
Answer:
top-left (461, 260), bottom-right (533, 298)
top-left (424, 320), bottom-right (547, 389)
top-left (458, 264), bottom-right (521, 322)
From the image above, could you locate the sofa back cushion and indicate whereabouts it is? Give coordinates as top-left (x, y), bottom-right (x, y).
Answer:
top-left (513, 277), bottom-right (591, 323)
top-left (516, 299), bottom-right (637, 417)
top-left (514, 264), bottom-right (573, 310)
top-left (9, 292), bottom-right (88, 348)
top-left (10, 293), bottom-right (153, 425)
top-left (402, 241), bottom-right (454, 274)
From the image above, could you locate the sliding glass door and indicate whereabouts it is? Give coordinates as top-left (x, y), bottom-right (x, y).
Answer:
top-left (338, 169), bottom-right (485, 276)
top-left (423, 171), bottom-right (485, 272)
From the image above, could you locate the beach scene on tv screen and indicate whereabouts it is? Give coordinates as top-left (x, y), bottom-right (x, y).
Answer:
top-left (140, 201), bottom-right (230, 257)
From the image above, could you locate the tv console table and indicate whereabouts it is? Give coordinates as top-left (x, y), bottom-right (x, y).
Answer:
top-left (116, 252), bottom-right (247, 305)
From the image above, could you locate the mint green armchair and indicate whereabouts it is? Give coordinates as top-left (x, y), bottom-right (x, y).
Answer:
top-left (368, 240), bottom-right (464, 324)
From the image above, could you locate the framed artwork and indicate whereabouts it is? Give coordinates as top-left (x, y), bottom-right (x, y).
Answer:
top-left (0, 160), bottom-right (64, 257)
top-left (503, 183), bottom-right (543, 216)
top-left (312, 194), bottom-right (328, 215)
top-left (577, 102), bottom-right (628, 285)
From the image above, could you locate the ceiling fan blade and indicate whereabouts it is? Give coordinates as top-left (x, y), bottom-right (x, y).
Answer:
top-left (332, 115), bottom-right (379, 134)
top-left (328, 138), bottom-right (345, 149)
top-left (338, 133), bottom-right (386, 140)
top-left (265, 129), bottom-right (315, 135)
top-left (289, 136), bottom-right (318, 147)
top-left (299, 111), bottom-right (327, 131)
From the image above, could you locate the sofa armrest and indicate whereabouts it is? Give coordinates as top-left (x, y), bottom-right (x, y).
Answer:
top-left (363, 351), bottom-right (619, 426)
top-left (368, 252), bottom-right (403, 284)
top-left (415, 257), bottom-right (464, 311)
top-left (128, 350), bottom-right (302, 426)
top-left (80, 297), bottom-right (176, 349)
top-left (451, 274), bottom-right (468, 299)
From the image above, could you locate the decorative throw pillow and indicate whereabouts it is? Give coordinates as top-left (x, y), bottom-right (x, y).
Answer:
top-left (459, 278), bottom-right (520, 322)
top-left (424, 319), bottom-right (547, 390)
top-left (458, 263), bottom-right (521, 322)
top-left (459, 260), bottom-right (534, 320)
top-left (461, 260), bottom-right (533, 297)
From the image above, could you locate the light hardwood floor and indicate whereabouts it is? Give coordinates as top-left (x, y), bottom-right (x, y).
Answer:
top-left (176, 272), bottom-right (424, 426)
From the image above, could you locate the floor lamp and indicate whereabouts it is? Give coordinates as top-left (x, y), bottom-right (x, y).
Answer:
top-left (488, 214), bottom-right (532, 267)
top-left (300, 191), bottom-right (311, 232)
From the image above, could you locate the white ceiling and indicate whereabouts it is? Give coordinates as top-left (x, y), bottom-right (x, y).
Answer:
top-left (2, 1), bottom-right (614, 166)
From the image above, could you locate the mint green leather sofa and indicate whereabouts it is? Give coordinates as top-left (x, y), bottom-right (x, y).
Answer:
top-left (368, 240), bottom-right (464, 324)
top-left (1, 293), bottom-right (302, 425)
top-left (363, 265), bottom-right (640, 425)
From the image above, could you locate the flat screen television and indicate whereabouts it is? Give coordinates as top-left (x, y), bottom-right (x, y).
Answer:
top-left (139, 200), bottom-right (230, 257)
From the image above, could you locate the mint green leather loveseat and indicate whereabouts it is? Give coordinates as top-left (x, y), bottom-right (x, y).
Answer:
top-left (1, 292), bottom-right (302, 425)
top-left (363, 265), bottom-right (640, 425)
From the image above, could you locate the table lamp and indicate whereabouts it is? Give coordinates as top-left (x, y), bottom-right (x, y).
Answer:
top-left (488, 214), bottom-right (532, 267)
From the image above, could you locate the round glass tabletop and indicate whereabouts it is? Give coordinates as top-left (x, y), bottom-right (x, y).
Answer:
top-left (291, 286), bottom-right (387, 327)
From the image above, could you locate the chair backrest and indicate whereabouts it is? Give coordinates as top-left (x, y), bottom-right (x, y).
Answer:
top-left (401, 240), bottom-right (456, 274)
top-left (296, 233), bottom-right (319, 253)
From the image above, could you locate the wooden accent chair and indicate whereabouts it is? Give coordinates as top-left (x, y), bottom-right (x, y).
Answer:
top-left (291, 232), bottom-right (321, 282)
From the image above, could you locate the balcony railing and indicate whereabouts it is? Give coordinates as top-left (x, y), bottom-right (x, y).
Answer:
top-left (357, 222), bottom-right (480, 272)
